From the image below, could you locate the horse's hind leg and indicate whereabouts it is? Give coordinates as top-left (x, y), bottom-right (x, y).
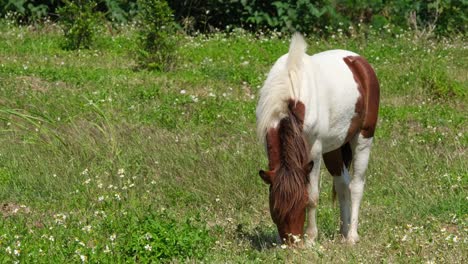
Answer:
top-left (334, 167), bottom-right (351, 237)
top-left (347, 134), bottom-right (373, 244)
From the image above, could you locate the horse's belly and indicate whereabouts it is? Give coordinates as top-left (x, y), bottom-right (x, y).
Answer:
top-left (321, 129), bottom-right (349, 152)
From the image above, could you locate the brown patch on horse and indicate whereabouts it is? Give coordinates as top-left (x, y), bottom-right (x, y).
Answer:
top-left (323, 143), bottom-right (352, 202)
top-left (323, 143), bottom-right (352, 177)
top-left (287, 99), bottom-right (305, 127)
top-left (266, 127), bottom-right (280, 171)
top-left (343, 56), bottom-right (380, 139)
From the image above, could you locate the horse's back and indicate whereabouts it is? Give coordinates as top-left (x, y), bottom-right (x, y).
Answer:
top-left (304, 50), bottom-right (378, 152)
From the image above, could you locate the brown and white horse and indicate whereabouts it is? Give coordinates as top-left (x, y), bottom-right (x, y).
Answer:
top-left (256, 33), bottom-right (379, 245)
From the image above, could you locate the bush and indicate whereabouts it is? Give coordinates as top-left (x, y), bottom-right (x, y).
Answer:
top-left (57, 0), bottom-right (102, 50)
top-left (136, 0), bottom-right (178, 71)
top-left (1, 0), bottom-right (465, 36)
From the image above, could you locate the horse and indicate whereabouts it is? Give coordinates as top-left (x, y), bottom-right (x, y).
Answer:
top-left (256, 33), bottom-right (380, 246)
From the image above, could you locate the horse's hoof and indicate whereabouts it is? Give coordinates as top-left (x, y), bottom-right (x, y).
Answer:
top-left (303, 232), bottom-right (317, 247)
top-left (345, 234), bottom-right (360, 245)
top-left (303, 240), bottom-right (316, 249)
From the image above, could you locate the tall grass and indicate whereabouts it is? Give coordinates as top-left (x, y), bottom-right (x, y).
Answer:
top-left (0, 21), bottom-right (466, 262)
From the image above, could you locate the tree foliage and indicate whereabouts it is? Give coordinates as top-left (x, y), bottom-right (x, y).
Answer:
top-left (1, 0), bottom-right (466, 35)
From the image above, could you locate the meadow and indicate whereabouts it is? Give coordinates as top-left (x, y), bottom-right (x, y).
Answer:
top-left (0, 21), bottom-right (466, 263)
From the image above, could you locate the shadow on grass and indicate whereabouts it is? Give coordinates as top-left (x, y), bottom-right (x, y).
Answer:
top-left (236, 224), bottom-right (279, 251)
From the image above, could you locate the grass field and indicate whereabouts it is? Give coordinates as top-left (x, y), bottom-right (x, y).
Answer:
top-left (0, 21), bottom-right (466, 263)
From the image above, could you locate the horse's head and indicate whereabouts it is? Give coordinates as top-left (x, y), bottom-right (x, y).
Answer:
top-left (259, 161), bottom-right (313, 244)
top-left (259, 100), bottom-right (313, 244)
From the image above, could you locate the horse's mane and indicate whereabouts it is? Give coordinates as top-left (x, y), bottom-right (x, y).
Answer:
top-left (271, 105), bottom-right (310, 223)
top-left (256, 33), bottom-right (310, 223)
top-left (256, 33), bottom-right (307, 144)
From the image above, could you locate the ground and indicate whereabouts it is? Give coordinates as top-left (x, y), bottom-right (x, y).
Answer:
top-left (0, 22), bottom-right (466, 262)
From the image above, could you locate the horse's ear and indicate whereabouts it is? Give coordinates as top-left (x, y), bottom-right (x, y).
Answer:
top-left (259, 170), bottom-right (274, 185)
top-left (304, 160), bottom-right (314, 175)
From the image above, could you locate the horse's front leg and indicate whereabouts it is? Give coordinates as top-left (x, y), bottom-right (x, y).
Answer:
top-left (347, 134), bottom-right (373, 244)
top-left (304, 154), bottom-right (322, 246)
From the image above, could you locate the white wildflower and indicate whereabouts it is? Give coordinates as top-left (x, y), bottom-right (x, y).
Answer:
top-left (144, 233), bottom-right (152, 240)
top-left (103, 245), bottom-right (110, 253)
top-left (292, 235), bottom-right (302, 243)
top-left (82, 225), bottom-right (92, 233)
top-left (144, 244), bottom-right (152, 251)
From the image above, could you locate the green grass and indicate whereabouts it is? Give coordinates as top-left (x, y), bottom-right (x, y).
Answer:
top-left (0, 21), bottom-right (466, 263)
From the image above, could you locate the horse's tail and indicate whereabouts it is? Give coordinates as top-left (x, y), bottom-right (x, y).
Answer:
top-left (286, 33), bottom-right (307, 100)
top-left (256, 33), bottom-right (307, 143)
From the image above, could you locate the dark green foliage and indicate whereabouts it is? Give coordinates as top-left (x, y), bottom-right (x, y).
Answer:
top-left (1, 0), bottom-right (466, 35)
top-left (167, 0), bottom-right (244, 33)
top-left (242, 0), bottom-right (346, 34)
top-left (430, 0), bottom-right (467, 35)
top-left (57, 0), bottom-right (102, 50)
top-left (136, 0), bottom-right (177, 71)
top-left (101, 0), bottom-right (139, 23)
top-left (119, 212), bottom-right (214, 262)
top-left (238, 0), bottom-right (467, 35)
top-left (0, 0), bottom-right (59, 23)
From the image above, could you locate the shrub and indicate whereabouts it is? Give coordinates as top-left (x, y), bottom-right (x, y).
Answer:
top-left (56, 0), bottom-right (102, 50)
top-left (136, 0), bottom-right (178, 71)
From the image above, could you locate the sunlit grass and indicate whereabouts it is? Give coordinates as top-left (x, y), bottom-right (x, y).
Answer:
top-left (0, 21), bottom-right (466, 262)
